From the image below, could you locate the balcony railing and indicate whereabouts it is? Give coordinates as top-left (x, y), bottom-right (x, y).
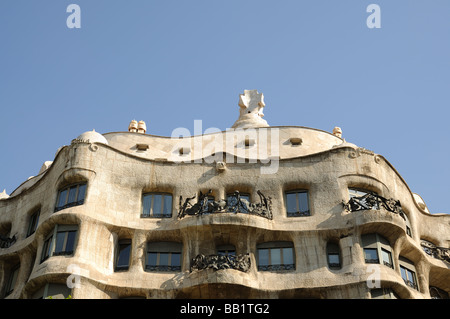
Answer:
top-left (0, 234), bottom-right (16, 249)
top-left (191, 253), bottom-right (251, 272)
top-left (178, 190), bottom-right (272, 220)
top-left (421, 240), bottom-right (450, 263)
top-left (343, 193), bottom-right (406, 220)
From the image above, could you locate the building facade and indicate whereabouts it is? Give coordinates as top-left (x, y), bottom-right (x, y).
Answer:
top-left (0, 90), bottom-right (449, 299)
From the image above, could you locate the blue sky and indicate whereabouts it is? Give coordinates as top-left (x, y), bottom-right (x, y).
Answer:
top-left (0, 1), bottom-right (448, 214)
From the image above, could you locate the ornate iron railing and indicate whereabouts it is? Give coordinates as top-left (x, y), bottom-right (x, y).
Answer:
top-left (421, 240), bottom-right (450, 263)
top-left (342, 193), bottom-right (406, 220)
top-left (257, 264), bottom-right (295, 271)
top-left (178, 190), bottom-right (272, 220)
top-left (0, 234), bottom-right (16, 249)
top-left (191, 253), bottom-right (251, 272)
top-left (54, 199), bottom-right (85, 212)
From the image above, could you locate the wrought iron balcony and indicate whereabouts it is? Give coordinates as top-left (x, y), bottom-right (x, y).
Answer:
top-left (257, 264), bottom-right (295, 271)
top-left (178, 190), bottom-right (272, 220)
top-left (342, 193), bottom-right (406, 220)
top-left (191, 253), bottom-right (251, 272)
top-left (0, 234), bottom-right (16, 249)
top-left (421, 240), bottom-right (450, 263)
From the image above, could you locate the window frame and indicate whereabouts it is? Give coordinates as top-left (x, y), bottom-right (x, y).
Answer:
top-left (115, 239), bottom-right (132, 271)
top-left (40, 225), bottom-right (78, 263)
top-left (55, 183), bottom-right (87, 212)
top-left (141, 192), bottom-right (173, 218)
top-left (4, 264), bottom-right (20, 297)
top-left (27, 209), bottom-right (40, 237)
top-left (284, 190), bottom-right (310, 217)
top-left (145, 241), bottom-right (182, 272)
top-left (326, 242), bottom-right (342, 269)
top-left (399, 256), bottom-right (419, 291)
top-left (361, 233), bottom-right (394, 269)
top-left (256, 241), bottom-right (295, 271)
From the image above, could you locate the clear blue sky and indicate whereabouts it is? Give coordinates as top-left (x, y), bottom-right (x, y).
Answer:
top-left (0, 1), bottom-right (449, 214)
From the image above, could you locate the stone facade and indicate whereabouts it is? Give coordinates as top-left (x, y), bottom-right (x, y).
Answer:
top-left (0, 90), bottom-right (449, 299)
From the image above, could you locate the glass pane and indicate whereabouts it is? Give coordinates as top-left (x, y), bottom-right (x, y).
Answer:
top-left (328, 253), bottom-right (340, 265)
top-left (271, 248), bottom-right (281, 265)
top-left (162, 195), bottom-right (172, 216)
top-left (54, 232), bottom-right (66, 254)
top-left (152, 194), bottom-right (162, 216)
top-left (147, 252), bottom-right (157, 266)
top-left (258, 249), bottom-right (269, 266)
top-left (298, 192), bottom-right (309, 213)
top-left (117, 243), bottom-right (131, 267)
top-left (142, 194), bottom-right (152, 217)
top-left (282, 248), bottom-right (294, 265)
top-left (407, 269), bottom-right (416, 283)
top-left (65, 231), bottom-right (77, 253)
top-left (286, 193), bottom-right (298, 213)
top-left (171, 253), bottom-right (181, 266)
top-left (159, 253), bottom-right (169, 266)
top-left (68, 186), bottom-right (78, 204)
top-left (400, 267), bottom-right (407, 280)
top-left (382, 249), bottom-right (392, 265)
top-left (77, 184), bottom-right (86, 202)
top-left (364, 248), bottom-right (379, 262)
top-left (57, 189), bottom-right (68, 207)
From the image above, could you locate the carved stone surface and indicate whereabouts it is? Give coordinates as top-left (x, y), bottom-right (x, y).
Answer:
top-left (191, 253), bottom-right (251, 272)
top-left (178, 190), bottom-right (272, 220)
top-left (342, 193), bottom-right (406, 219)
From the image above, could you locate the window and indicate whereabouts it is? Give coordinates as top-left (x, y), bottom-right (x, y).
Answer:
top-left (257, 241), bottom-right (295, 271)
top-left (27, 209), bottom-right (40, 237)
top-left (370, 288), bottom-right (399, 299)
top-left (142, 193), bottom-right (173, 218)
top-left (55, 183), bottom-right (86, 212)
top-left (115, 240), bottom-right (131, 271)
top-left (326, 242), bottom-right (341, 269)
top-left (429, 286), bottom-right (449, 299)
top-left (364, 248), bottom-right (379, 264)
top-left (226, 193), bottom-right (250, 214)
top-left (361, 233), bottom-right (394, 269)
top-left (285, 190), bottom-right (310, 217)
top-left (146, 242), bottom-right (182, 272)
top-left (399, 256), bottom-right (418, 290)
top-left (217, 244), bottom-right (236, 257)
top-left (32, 283), bottom-right (72, 299)
top-left (4, 264), bottom-right (19, 297)
top-left (381, 248), bottom-right (394, 269)
top-left (40, 225), bottom-right (78, 262)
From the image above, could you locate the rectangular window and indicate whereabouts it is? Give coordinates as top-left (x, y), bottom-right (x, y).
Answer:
top-left (55, 183), bottom-right (87, 212)
top-left (115, 240), bottom-right (131, 271)
top-left (364, 248), bottom-right (379, 264)
top-left (145, 242), bottom-right (182, 272)
top-left (381, 248), bottom-right (394, 269)
top-left (5, 265), bottom-right (19, 296)
top-left (401, 265), bottom-right (418, 290)
top-left (27, 210), bottom-right (40, 237)
top-left (257, 242), bottom-right (295, 271)
top-left (285, 191), bottom-right (310, 217)
top-left (40, 225), bottom-right (78, 262)
top-left (141, 193), bottom-right (173, 218)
